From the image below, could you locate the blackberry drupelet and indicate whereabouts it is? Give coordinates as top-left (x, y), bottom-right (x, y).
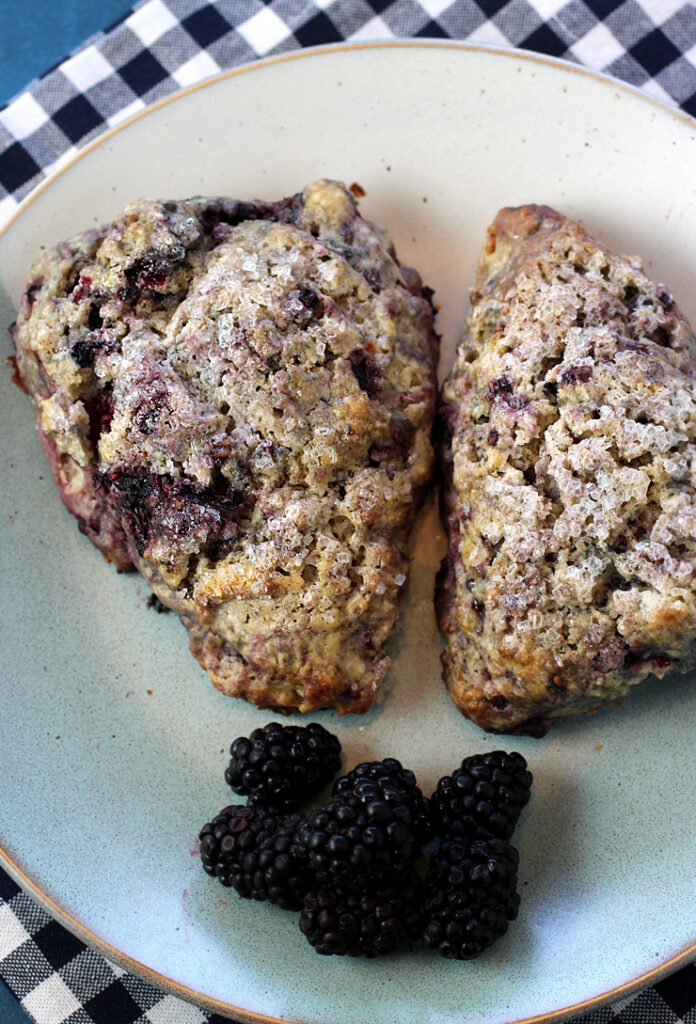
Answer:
top-left (422, 837), bottom-right (520, 960)
top-left (296, 780), bottom-right (418, 886)
top-left (199, 804), bottom-right (265, 888)
top-left (225, 721), bottom-right (342, 812)
top-left (332, 757), bottom-right (433, 846)
top-left (431, 751), bottom-right (532, 841)
top-left (245, 812), bottom-right (312, 910)
top-left (299, 871), bottom-right (424, 956)
top-left (198, 805), bottom-right (310, 910)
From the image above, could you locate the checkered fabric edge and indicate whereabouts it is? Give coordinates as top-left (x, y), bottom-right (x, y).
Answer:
top-left (1, 865), bottom-right (695, 1024)
top-left (0, 870), bottom-right (230, 1023)
top-left (2, 0), bottom-right (696, 228)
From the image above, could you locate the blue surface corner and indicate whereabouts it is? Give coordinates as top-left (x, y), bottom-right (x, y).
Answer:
top-left (0, 0), bottom-right (136, 107)
top-left (0, 979), bottom-right (32, 1024)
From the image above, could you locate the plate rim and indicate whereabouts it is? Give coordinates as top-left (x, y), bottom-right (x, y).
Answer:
top-left (2, 38), bottom-right (696, 1024)
top-left (3, 822), bottom-right (695, 1024)
top-left (2, 37), bottom-right (695, 239)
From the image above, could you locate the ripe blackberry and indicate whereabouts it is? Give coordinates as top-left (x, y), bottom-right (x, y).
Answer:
top-left (198, 805), bottom-right (310, 910)
top-left (225, 722), bottom-right (342, 812)
top-left (431, 750), bottom-right (532, 841)
top-left (332, 758), bottom-right (433, 846)
top-left (422, 837), bottom-right (520, 960)
top-left (299, 871), bottom-right (424, 956)
top-left (296, 780), bottom-right (418, 886)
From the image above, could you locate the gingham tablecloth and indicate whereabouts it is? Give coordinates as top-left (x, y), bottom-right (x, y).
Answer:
top-left (2, 1), bottom-right (696, 1022)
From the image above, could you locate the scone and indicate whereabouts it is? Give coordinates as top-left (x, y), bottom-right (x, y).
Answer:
top-left (13, 180), bottom-right (438, 714)
top-left (438, 204), bottom-right (696, 735)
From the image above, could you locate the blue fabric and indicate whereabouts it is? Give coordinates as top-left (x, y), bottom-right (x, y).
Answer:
top-left (0, 979), bottom-right (32, 1024)
top-left (0, 0), bottom-right (136, 106)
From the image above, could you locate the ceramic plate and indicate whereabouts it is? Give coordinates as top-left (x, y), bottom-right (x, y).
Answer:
top-left (2, 41), bottom-right (696, 1024)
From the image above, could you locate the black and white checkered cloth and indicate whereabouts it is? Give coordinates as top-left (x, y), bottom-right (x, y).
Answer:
top-left (3, 0), bottom-right (696, 224)
top-left (1, 869), bottom-right (695, 1024)
top-left (2, 1), bottom-right (696, 1021)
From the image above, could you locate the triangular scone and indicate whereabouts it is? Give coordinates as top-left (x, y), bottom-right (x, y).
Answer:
top-left (13, 180), bottom-right (438, 714)
top-left (438, 205), bottom-right (696, 735)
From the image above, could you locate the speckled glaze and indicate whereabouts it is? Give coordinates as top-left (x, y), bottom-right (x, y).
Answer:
top-left (1, 41), bottom-right (696, 1024)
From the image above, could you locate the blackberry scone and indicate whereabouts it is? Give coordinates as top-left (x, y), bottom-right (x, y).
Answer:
top-left (438, 205), bottom-right (696, 736)
top-left (13, 180), bottom-right (438, 714)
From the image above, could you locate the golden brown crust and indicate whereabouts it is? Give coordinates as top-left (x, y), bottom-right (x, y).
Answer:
top-left (14, 180), bottom-right (438, 714)
top-left (438, 204), bottom-right (696, 735)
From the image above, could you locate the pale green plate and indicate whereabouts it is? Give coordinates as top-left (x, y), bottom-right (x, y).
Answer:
top-left (1, 41), bottom-right (695, 1024)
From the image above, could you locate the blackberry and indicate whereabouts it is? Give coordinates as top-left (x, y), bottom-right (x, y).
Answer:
top-left (332, 758), bottom-right (433, 846)
top-left (296, 780), bottom-right (418, 886)
top-left (299, 871), bottom-right (424, 956)
top-left (431, 751), bottom-right (532, 841)
top-left (422, 837), bottom-right (520, 960)
top-left (198, 805), bottom-right (310, 910)
top-left (225, 722), bottom-right (342, 812)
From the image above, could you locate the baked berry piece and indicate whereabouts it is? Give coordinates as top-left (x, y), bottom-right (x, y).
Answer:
top-left (198, 804), bottom-right (310, 910)
top-left (438, 204), bottom-right (696, 735)
top-left (296, 778), bottom-right (419, 886)
top-left (299, 870), bottom-right (424, 956)
top-left (332, 757), bottom-right (433, 846)
top-left (431, 751), bottom-right (532, 841)
top-left (225, 721), bottom-right (342, 812)
top-left (14, 180), bottom-right (439, 715)
top-left (422, 838), bottom-right (520, 960)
